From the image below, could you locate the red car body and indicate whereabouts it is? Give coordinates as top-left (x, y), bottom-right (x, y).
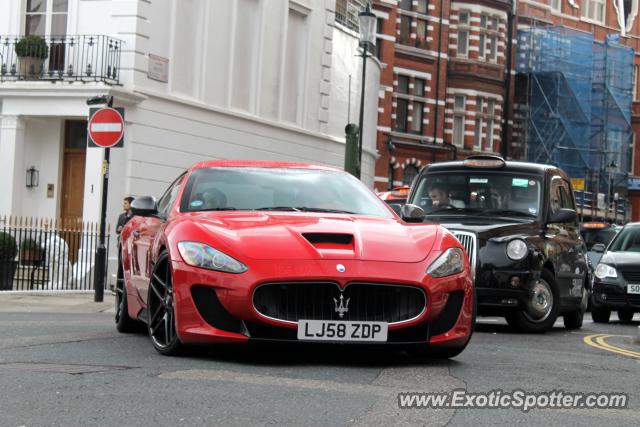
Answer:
top-left (118, 161), bottom-right (474, 357)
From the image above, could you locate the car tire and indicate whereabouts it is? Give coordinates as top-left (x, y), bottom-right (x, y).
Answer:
top-left (147, 250), bottom-right (184, 356)
top-left (591, 306), bottom-right (611, 323)
top-left (617, 309), bottom-right (634, 324)
top-left (562, 284), bottom-right (588, 330)
top-left (505, 270), bottom-right (559, 333)
top-left (115, 252), bottom-right (143, 333)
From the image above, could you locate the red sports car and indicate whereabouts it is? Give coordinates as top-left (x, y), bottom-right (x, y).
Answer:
top-left (116, 160), bottom-right (475, 358)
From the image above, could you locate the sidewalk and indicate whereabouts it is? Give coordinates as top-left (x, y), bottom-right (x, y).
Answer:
top-left (0, 291), bottom-right (115, 314)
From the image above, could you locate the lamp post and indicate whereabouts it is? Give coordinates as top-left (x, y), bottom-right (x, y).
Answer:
top-left (356, 3), bottom-right (376, 179)
top-left (606, 160), bottom-right (617, 222)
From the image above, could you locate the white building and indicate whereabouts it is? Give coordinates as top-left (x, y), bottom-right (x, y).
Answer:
top-left (0, 0), bottom-right (381, 273)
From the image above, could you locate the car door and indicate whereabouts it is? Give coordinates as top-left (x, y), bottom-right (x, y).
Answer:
top-left (133, 175), bottom-right (185, 303)
top-left (547, 176), bottom-right (587, 300)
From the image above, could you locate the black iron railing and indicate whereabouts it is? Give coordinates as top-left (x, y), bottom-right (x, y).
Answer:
top-left (0, 216), bottom-right (110, 291)
top-left (0, 35), bottom-right (122, 84)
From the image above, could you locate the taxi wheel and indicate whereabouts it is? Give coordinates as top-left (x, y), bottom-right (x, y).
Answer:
top-left (505, 270), bottom-right (559, 333)
top-left (617, 309), bottom-right (634, 324)
top-left (591, 306), bottom-right (611, 323)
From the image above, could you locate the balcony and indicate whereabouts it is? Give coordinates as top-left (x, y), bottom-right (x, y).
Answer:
top-left (0, 35), bottom-right (122, 85)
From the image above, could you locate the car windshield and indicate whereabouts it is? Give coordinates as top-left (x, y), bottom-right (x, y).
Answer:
top-left (411, 172), bottom-right (542, 217)
top-left (180, 167), bottom-right (394, 218)
top-left (607, 226), bottom-right (640, 252)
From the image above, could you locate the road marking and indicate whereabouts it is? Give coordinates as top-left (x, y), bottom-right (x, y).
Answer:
top-left (583, 334), bottom-right (640, 359)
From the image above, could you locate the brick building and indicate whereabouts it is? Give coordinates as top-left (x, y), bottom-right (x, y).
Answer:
top-left (371, 0), bottom-right (640, 220)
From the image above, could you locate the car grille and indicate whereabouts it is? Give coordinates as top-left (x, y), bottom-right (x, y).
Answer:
top-left (451, 230), bottom-right (477, 277)
top-left (621, 269), bottom-right (640, 284)
top-left (600, 293), bottom-right (640, 306)
top-left (252, 282), bottom-right (426, 324)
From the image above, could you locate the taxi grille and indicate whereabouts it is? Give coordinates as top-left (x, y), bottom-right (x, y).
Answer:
top-left (621, 269), bottom-right (640, 284)
top-left (253, 282), bottom-right (426, 324)
top-left (451, 230), bottom-right (477, 277)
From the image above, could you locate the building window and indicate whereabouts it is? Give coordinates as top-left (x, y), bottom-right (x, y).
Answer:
top-left (479, 15), bottom-right (499, 62)
top-left (395, 76), bottom-right (410, 132)
top-left (453, 95), bottom-right (466, 148)
top-left (551, 0), bottom-right (562, 12)
top-left (335, 0), bottom-right (365, 32)
top-left (399, 0), bottom-right (412, 11)
top-left (581, 0), bottom-right (605, 23)
top-left (416, 0), bottom-right (428, 14)
top-left (410, 80), bottom-right (425, 134)
top-left (403, 165), bottom-right (419, 186)
top-left (25, 0), bottom-right (68, 36)
top-left (375, 17), bottom-right (384, 60)
top-left (400, 15), bottom-right (412, 44)
top-left (457, 11), bottom-right (470, 57)
top-left (486, 99), bottom-right (495, 151)
top-left (474, 97), bottom-right (484, 150)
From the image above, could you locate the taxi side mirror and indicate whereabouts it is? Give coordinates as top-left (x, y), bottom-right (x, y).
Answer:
top-left (548, 208), bottom-right (577, 224)
top-left (592, 243), bottom-right (606, 253)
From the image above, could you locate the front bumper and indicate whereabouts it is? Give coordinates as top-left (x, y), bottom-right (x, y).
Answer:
top-left (475, 269), bottom-right (540, 313)
top-left (592, 281), bottom-right (640, 309)
top-left (169, 258), bottom-right (474, 348)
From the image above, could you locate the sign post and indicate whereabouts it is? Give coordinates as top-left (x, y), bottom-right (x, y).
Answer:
top-left (87, 102), bottom-right (125, 302)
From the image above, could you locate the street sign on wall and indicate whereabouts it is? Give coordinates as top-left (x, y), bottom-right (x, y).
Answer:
top-left (87, 107), bottom-right (125, 148)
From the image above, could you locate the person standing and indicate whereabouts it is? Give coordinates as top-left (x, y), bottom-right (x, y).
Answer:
top-left (116, 197), bottom-right (135, 237)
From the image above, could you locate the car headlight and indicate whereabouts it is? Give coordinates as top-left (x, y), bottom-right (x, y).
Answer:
top-left (506, 239), bottom-right (528, 261)
top-left (427, 247), bottom-right (465, 278)
top-left (177, 241), bottom-right (247, 274)
top-left (594, 263), bottom-right (617, 280)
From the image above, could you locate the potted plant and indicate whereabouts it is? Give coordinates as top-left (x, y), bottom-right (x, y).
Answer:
top-left (15, 35), bottom-right (48, 79)
top-left (0, 232), bottom-right (18, 290)
top-left (20, 238), bottom-right (44, 266)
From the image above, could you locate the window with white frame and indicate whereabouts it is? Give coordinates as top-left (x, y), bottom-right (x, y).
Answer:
top-left (453, 95), bottom-right (466, 148)
top-left (400, 14), bottom-right (412, 44)
top-left (25, 0), bottom-right (68, 36)
top-left (456, 11), bottom-right (470, 57)
top-left (486, 99), bottom-right (496, 151)
top-left (551, 0), bottom-right (562, 12)
top-left (581, 0), bottom-right (605, 23)
top-left (395, 75), bottom-right (410, 132)
top-left (410, 79), bottom-right (426, 134)
top-left (479, 15), bottom-right (499, 62)
top-left (474, 97), bottom-right (484, 150)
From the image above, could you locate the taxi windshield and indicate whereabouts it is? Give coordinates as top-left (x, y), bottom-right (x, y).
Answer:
top-left (411, 172), bottom-right (542, 218)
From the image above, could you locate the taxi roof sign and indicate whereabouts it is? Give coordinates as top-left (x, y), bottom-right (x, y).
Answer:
top-left (463, 155), bottom-right (506, 169)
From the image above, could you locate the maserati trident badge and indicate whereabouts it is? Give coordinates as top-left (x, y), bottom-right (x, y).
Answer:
top-left (336, 264), bottom-right (346, 273)
top-left (333, 294), bottom-right (350, 318)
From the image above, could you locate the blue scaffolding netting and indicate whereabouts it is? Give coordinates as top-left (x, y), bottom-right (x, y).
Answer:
top-left (517, 26), bottom-right (634, 196)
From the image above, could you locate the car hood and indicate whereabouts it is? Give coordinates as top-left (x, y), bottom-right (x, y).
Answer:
top-left (426, 219), bottom-right (535, 243)
top-left (183, 212), bottom-right (439, 262)
top-left (599, 251), bottom-right (640, 268)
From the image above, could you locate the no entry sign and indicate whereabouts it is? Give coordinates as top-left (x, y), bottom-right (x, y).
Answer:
top-left (87, 107), bottom-right (125, 148)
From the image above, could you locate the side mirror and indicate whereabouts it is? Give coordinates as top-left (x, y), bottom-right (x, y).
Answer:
top-left (548, 208), bottom-right (577, 224)
top-left (401, 204), bottom-right (425, 223)
top-left (387, 203), bottom-right (403, 216)
top-left (592, 243), bottom-right (606, 253)
top-left (131, 196), bottom-right (159, 217)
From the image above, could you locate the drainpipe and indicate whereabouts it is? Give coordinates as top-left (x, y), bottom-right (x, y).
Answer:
top-left (432, 0), bottom-right (445, 148)
top-left (500, 0), bottom-right (516, 159)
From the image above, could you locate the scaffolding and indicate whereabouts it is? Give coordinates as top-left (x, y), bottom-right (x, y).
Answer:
top-left (516, 26), bottom-right (634, 220)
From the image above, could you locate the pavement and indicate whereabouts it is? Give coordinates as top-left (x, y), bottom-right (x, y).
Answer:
top-left (0, 291), bottom-right (115, 314)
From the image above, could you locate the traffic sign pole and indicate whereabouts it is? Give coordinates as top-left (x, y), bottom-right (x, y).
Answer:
top-left (87, 99), bottom-right (123, 303)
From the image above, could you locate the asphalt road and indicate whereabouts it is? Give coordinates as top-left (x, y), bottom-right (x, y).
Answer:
top-left (0, 304), bottom-right (638, 427)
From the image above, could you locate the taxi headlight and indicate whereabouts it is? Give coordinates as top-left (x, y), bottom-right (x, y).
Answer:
top-left (594, 264), bottom-right (617, 280)
top-left (506, 239), bottom-right (528, 261)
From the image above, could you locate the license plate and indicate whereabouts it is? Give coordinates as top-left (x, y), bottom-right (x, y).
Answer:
top-left (628, 284), bottom-right (640, 294)
top-left (297, 320), bottom-right (388, 342)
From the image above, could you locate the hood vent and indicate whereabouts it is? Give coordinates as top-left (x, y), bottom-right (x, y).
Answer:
top-left (302, 233), bottom-right (354, 250)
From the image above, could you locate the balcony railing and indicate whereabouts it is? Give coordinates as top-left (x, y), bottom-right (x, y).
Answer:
top-left (0, 35), bottom-right (122, 84)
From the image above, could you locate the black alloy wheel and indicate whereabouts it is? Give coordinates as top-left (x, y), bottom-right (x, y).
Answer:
top-left (147, 251), bottom-right (183, 355)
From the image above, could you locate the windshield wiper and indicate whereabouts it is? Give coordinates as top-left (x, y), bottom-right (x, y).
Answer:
top-left (483, 209), bottom-right (536, 218)
top-left (295, 207), bottom-right (356, 214)
top-left (255, 206), bottom-right (301, 212)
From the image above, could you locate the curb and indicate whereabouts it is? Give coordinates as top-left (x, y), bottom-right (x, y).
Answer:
top-left (0, 290), bottom-right (94, 296)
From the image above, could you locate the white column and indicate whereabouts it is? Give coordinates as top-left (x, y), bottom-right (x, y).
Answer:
top-left (0, 115), bottom-right (26, 216)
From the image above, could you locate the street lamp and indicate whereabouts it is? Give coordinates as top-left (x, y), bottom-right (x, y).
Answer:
top-left (356, 3), bottom-right (376, 179)
top-left (606, 160), bottom-right (617, 221)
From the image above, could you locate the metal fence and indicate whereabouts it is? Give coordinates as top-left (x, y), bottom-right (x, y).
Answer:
top-left (0, 216), bottom-right (110, 291)
top-left (0, 35), bottom-right (122, 84)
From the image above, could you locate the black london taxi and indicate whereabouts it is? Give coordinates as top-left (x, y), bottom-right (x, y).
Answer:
top-left (400, 155), bottom-right (589, 332)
